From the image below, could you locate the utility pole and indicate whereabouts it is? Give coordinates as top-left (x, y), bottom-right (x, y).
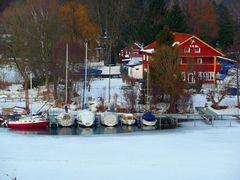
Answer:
top-left (237, 55), bottom-right (239, 107)
top-left (65, 43), bottom-right (68, 105)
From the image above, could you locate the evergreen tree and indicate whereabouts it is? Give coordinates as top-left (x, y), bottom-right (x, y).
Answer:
top-left (143, 0), bottom-right (167, 44)
top-left (156, 26), bottom-right (174, 46)
top-left (165, 2), bottom-right (188, 33)
top-left (216, 3), bottom-right (235, 51)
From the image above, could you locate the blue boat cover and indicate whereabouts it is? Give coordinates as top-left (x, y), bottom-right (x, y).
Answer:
top-left (142, 112), bottom-right (156, 121)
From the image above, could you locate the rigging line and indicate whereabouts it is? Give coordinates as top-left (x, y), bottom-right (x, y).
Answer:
top-left (0, 168), bottom-right (17, 180)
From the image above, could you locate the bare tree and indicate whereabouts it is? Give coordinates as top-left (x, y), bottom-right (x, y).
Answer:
top-left (207, 89), bottom-right (227, 109)
top-left (1, 0), bottom-right (62, 105)
top-left (122, 76), bottom-right (138, 113)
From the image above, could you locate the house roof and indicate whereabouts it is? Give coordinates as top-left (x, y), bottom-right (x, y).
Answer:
top-left (144, 32), bottom-right (192, 50)
top-left (143, 32), bottom-right (224, 56)
top-left (173, 32), bottom-right (192, 44)
top-left (179, 35), bottom-right (224, 56)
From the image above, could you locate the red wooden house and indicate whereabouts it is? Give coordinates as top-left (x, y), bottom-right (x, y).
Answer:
top-left (119, 43), bottom-right (143, 61)
top-left (142, 32), bottom-right (224, 85)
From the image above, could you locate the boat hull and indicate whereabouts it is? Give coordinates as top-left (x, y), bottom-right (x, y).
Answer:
top-left (120, 113), bottom-right (136, 125)
top-left (77, 110), bottom-right (95, 127)
top-left (7, 120), bottom-right (49, 128)
top-left (121, 119), bottom-right (136, 125)
top-left (57, 112), bottom-right (75, 127)
top-left (101, 112), bottom-right (118, 127)
top-left (141, 119), bottom-right (157, 126)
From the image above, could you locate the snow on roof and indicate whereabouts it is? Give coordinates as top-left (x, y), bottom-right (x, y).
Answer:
top-left (99, 66), bottom-right (121, 75)
top-left (217, 56), bottom-right (236, 62)
top-left (141, 49), bottom-right (155, 54)
top-left (126, 58), bottom-right (142, 66)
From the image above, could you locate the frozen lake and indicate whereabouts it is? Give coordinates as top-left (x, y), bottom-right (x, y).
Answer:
top-left (0, 120), bottom-right (240, 180)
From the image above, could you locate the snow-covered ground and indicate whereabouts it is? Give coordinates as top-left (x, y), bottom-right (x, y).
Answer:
top-left (0, 121), bottom-right (240, 180)
top-left (1, 81), bottom-right (240, 180)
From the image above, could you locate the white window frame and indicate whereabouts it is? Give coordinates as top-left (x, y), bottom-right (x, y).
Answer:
top-left (182, 72), bottom-right (185, 81)
top-left (198, 72), bottom-right (202, 80)
top-left (179, 58), bottom-right (183, 64)
top-left (194, 47), bottom-right (201, 53)
top-left (202, 72), bottom-right (207, 81)
top-left (208, 72), bottom-right (214, 81)
top-left (184, 47), bottom-right (190, 53)
top-left (188, 73), bottom-right (195, 83)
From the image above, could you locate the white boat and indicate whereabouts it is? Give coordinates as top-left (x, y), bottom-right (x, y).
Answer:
top-left (120, 113), bottom-right (136, 125)
top-left (75, 42), bottom-right (95, 128)
top-left (77, 109), bottom-right (95, 127)
top-left (57, 112), bottom-right (75, 127)
top-left (101, 112), bottom-right (118, 127)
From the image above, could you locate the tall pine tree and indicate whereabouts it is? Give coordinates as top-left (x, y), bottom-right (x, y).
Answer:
top-left (143, 0), bottom-right (167, 44)
top-left (216, 3), bottom-right (235, 51)
top-left (165, 2), bottom-right (188, 33)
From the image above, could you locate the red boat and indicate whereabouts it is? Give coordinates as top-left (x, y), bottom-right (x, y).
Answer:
top-left (7, 115), bottom-right (49, 129)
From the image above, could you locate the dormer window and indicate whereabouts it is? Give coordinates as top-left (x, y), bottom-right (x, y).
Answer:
top-left (195, 47), bottom-right (200, 53)
top-left (184, 47), bottom-right (190, 53)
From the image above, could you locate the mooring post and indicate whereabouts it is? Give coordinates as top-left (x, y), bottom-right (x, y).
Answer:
top-left (159, 117), bottom-right (161, 129)
top-left (212, 116), bottom-right (214, 127)
top-left (229, 118), bottom-right (232, 127)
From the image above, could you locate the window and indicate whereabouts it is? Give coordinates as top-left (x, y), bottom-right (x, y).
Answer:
top-left (202, 72), bottom-right (207, 80)
top-left (208, 72), bottom-right (214, 81)
top-left (184, 47), bottom-right (190, 53)
top-left (188, 73), bottom-right (195, 83)
top-left (198, 72), bottom-right (202, 80)
top-left (194, 47), bottom-right (200, 53)
top-left (197, 58), bottom-right (202, 64)
top-left (182, 72), bottom-right (185, 81)
top-left (179, 58), bottom-right (183, 64)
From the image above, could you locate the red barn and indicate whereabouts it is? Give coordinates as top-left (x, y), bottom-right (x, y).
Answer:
top-left (142, 32), bottom-right (224, 85)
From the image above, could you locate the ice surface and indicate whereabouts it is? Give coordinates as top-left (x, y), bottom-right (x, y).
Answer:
top-left (0, 121), bottom-right (240, 180)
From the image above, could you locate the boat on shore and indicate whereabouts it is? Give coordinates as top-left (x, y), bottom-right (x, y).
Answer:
top-left (120, 113), bottom-right (136, 125)
top-left (142, 112), bottom-right (157, 126)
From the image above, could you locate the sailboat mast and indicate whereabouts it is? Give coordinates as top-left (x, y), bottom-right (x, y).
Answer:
top-left (65, 43), bottom-right (68, 105)
top-left (82, 41), bottom-right (88, 109)
top-left (146, 63), bottom-right (150, 111)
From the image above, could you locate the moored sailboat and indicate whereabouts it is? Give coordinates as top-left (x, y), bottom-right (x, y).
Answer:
top-left (56, 110), bottom-right (75, 127)
top-left (76, 42), bottom-right (95, 127)
top-left (77, 109), bottom-right (95, 127)
top-left (56, 43), bottom-right (75, 127)
top-left (141, 63), bottom-right (156, 126)
top-left (101, 111), bottom-right (118, 127)
top-left (7, 113), bottom-right (49, 129)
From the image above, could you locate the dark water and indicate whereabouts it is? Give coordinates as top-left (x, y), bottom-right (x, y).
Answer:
top-left (7, 123), bottom-right (178, 135)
